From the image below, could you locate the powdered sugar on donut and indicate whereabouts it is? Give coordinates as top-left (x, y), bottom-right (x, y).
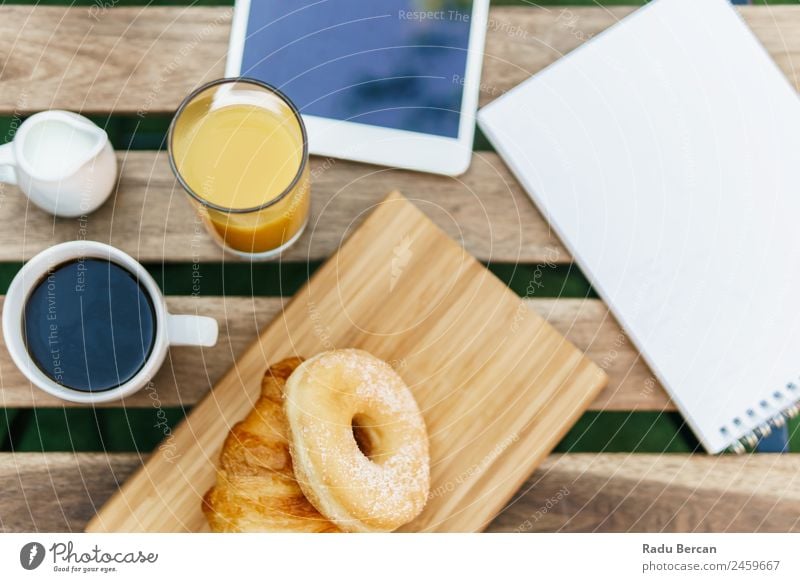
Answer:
top-left (338, 434), bottom-right (428, 520)
top-left (284, 349), bottom-right (430, 531)
top-left (316, 349), bottom-right (423, 419)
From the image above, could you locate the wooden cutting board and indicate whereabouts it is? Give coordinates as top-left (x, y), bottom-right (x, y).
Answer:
top-left (87, 192), bottom-right (607, 532)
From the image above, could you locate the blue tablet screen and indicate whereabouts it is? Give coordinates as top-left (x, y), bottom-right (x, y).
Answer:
top-left (239, 0), bottom-right (474, 138)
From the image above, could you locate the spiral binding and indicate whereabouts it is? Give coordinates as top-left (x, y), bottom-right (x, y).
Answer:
top-left (725, 394), bottom-right (800, 454)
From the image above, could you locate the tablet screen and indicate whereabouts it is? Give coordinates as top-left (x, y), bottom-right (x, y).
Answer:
top-left (237, 0), bottom-right (474, 139)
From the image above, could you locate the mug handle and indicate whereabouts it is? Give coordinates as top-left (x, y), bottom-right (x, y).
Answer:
top-left (167, 314), bottom-right (219, 347)
top-left (0, 142), bottom-right (17, 185)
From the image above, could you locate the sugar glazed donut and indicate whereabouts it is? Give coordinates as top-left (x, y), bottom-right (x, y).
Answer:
top-left (284, 349), bottom-right (430, 532)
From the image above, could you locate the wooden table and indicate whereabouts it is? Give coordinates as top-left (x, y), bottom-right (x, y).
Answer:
top-left (1, 4), bottom-right (799, 533)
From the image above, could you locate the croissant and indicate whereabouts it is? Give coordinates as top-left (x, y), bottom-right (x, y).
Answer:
top-left (202, 357), bottom-right (340, 532)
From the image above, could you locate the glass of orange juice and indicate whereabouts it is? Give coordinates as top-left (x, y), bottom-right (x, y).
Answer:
top-left (168, 78), bottom-right (310, 260)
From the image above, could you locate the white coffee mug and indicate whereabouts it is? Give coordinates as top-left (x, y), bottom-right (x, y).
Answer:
top-left (2, 241), bottom-right (218, 403)
top-left (0, 110), bottom-right (117, 217)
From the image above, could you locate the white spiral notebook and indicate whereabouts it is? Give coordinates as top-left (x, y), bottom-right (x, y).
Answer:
top-left (478, 0), bottom-right (800, 453)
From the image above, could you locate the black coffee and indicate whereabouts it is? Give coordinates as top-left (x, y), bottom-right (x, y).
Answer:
top-left (23, 258), bottom-right (156, 392)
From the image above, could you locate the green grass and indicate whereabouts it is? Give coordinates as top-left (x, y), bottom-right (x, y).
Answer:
top-left (1, 0), bottom-right (797, 456)
top-left (1, 408), bottom-right (702, 453)
top-left (0, 262), bottom-right (590, 298)
top-left (8, 405), bottom-right (794, 454)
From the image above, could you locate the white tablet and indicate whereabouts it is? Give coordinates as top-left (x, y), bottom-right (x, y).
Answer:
top-left (226, 0), bottom-right (489, 176)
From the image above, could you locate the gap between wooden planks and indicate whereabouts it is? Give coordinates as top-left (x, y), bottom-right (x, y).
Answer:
top-left (0, 295), bottom-right (668, 410)
top-left (1, 452), bottom-right (797, 533)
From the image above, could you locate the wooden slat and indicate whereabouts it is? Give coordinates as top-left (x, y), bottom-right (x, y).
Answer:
top-left (0, 6), bottom-right (229, 116)
top-left (2, 6), bottom-right (800, 114)
top-left (0, 295), bottom-right (285, 408)
top-left (491, 453), bottom-right (800, 533)
top-left (0, 151), bottom-right (565, 263)
top-left (1, 452), bottom-right (797, 532)
top-left (0, 453), bottom-right (138, 532)
top-left (0, 295), bottom-right (669, 411)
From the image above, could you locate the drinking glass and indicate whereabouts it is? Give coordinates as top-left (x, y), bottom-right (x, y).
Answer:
top-left (168, 78), bottom-right (310, 260)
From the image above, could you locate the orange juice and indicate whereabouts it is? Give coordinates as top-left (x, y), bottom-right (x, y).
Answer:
top-left (169, 81), bottom-right (310, 257)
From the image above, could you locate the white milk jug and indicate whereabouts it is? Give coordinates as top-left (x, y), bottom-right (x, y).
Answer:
top-left (0, 110), bottom-right (117, 217)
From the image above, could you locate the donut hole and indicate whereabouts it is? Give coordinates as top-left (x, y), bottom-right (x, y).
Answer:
top-left (351, 414), bottom-right (381, 462)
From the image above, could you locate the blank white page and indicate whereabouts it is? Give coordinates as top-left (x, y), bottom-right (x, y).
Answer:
top-left (479, 0), bottom-right (800, 452)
